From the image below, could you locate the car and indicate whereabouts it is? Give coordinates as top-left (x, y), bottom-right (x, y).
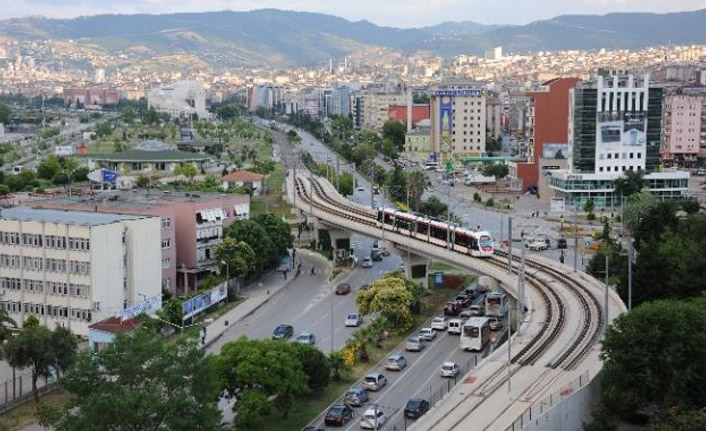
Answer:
top-left (385, 354), bottom-right (408, 371)
top-left (324, 404), bottom-right (353, 426)
top-left (459, 310), bottom-right (473, 321)
top-left (344, 387), bottom-right (369, 407)
top-left (301, 427), bottom-right (324, 431)
top-left (362, 257), bottom-right (373, 268)
top-left (356, 186), bottom-right (365, 192)
top-left (528, 240), bottom-right (549, 251)
top-left (444, 301), bottom-right (460, 316)
top-left (345, 313), bottom-right (363, 327)
top-left (557, 238), bottom-right (568, 249)
top-left (431, 316), bottom-right (448, 331)
top-left (404, 398), bottom-right (430, 419)
top-left (454, 294), bottom-right (472, 308)
top-left (360, 408), bottom-right (387, 429)
top-left (362, 373), bottom-right (387, 391)
top-left (335, 283), bottom-right (352, 295)
top-left (381, 248), bottom-right (390, 256)
top-left (464, 286), bottom-right (479, 298)
top-left (296, 331), bottom-right (316, 345)
top-left (469, 304), bottom-right (485, 316)
top-left (697, 168), bottom-right (706, 176)
top-left (405, 336), bottom-right (426, 352)
top-left (373, 186), bottom-right (380, 195)
top-left (419, 327), bottom-right (436, 341)
top-left (488, 317), bottom-right (504, 331)
top-left (447, 319), bottom-right (462, 335)
top-left (272, 324), bottom-right (293, 340)
top-left (371, 250), bottom-right (383, 261)
top-left (440, 361), bottom-right (460, 377)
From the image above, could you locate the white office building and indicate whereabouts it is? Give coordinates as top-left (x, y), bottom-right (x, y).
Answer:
top-left (430, 82), bottom-right (487, 159)
top-left (148, 81), bottom-right (209, 119)
top-left (0, 208), bottom-right (161, 337)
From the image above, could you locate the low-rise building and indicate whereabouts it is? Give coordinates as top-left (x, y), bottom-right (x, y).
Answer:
top-left (0, 207), bottom-right (161, 337)
top-left (86, 140), bottom-right (210, 176)
top-left (403, 129), bottom-right (432, 162)
top-left (222, 171), bottom-right (265, 195)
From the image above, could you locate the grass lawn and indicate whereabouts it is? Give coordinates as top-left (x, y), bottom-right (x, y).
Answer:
top-left (0, 389), bottom-right (70, 430)
top-left (251, 163), bottom-right (293, 218)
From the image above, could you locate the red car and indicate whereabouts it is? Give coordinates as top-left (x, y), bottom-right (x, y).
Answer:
top-left (335, 283), bottom-right (352, 295)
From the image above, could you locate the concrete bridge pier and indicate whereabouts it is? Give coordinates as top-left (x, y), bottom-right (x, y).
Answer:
top-left (312, 219), bottom-right (352, 263)
top-left (394, 246), bottom-right (431, 288)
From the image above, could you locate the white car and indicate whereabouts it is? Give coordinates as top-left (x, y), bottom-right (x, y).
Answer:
top-left (362, 257), bottom-right (373, 268)
top-left (447, 319), bottom-right (462, 335)
top-left (360, 408), bottom-right (387, 429)
top-left (441, 361), bottom-right (460, 378)
top-left (419, 327), bottom-right (436, 341)
top-left (431, 316), bottom-right (448, 331)
top-left (345, 313), bottom-right (363, 327)
top-left (528, 240), bottom-right (549, 251)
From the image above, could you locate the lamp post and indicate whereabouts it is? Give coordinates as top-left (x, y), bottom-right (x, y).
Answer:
top-left (221, 260), bottom-right (231, 301)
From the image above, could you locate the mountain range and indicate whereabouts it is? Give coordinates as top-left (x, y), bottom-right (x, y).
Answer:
top-left (1, 8), bottom-right (705, 67)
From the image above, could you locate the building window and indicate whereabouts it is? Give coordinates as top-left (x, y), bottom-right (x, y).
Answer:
top-left (161, 239), bottom-right (171, 249)
top-left (599, 167), bottom-right (604, 172)
top-left (162, 258), bottom-right (171, 269)
top-left (637, 153), bottom-right (642, 159)
top-left (161, 218), bottom-right (171, 229)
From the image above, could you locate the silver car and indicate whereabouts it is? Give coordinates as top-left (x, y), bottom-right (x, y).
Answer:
top-left (344, 313), bottom-right (363, 327)
top-left (405, 336), bottom-right (426, 352)
top-left (385, 354), bottom-right (407, 371)
top-left (295, 331), bottom-right (316, 345)
top-left (362, 373), bottom-right (387, 391)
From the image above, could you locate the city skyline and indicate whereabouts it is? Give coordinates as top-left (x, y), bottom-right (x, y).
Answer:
top-left (0, 0), bottom-right (705, 27)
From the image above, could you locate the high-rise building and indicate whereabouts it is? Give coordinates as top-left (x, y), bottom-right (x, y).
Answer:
top-left (94, 68), bottom-right (106, 84)
top-left (661, 91), bottom-right (706, 165)
top-left (430, 82), bottom-right (486, 159)
top-left (148, 81), bottom-right (208, 119)
top-left (0, 207), bottom-right (162, 336)
top-left (485, 46), bottom-right (503, 61)
top-left (361, 91), bottom-right (407, 131)
top-left (549, 72), bottom-right (689, 208)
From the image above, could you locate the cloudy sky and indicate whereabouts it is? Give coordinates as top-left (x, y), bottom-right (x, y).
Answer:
top-left (2, 0), bottom-right (705, 27)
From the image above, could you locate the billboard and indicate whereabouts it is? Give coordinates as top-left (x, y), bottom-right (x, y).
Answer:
top-left (597, 112), bottom-right (646, 149)
top-left (181, 283), bottom-right (227, 321)
top-left (440, 96), bottom-right (453, 139)
top-left (435, 89), bottom-right (482, 97)
top-left (543, 143), bottom-right (569, 159)
top-left (121, 295), bottom-right (162, 322)
top-left (550, 198), bottom-right (566, 213)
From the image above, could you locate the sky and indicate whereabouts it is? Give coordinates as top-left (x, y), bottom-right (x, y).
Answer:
top-left (1, 0), bottom-right (705, 27)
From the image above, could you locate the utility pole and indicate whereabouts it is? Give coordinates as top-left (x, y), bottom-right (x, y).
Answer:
top-left (519, 245), bottom-right (526, 316)
top-left (627, 239), bottom-right (633, 311)
top-left (507, 307), bottom-right (513, 393)
top-left (604, 254), bottom-right (610, 331)
top-left (309, 177), bottom-right (313, 217)
top-left (370, 164), bottom-right (374, 208)
top-left (573, 206), bottom-right (579, 273)
top-left (336, 157), bottom-right (340, 192)
top-left (292, 160), bottom-right (296, 210)
top-left (330, 284), bottom-right (334, 353)
top-left (507, 217), bottom-right (513, 273)
top-left (500, 214), bottom-right (504, 245)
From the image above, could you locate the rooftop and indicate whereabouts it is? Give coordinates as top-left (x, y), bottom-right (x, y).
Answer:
top-left (87, 149), bottom-right (210, 163)
top-left (223, 171), bottom-right (265, 182)
top-left (89, 316), bottom-right (141, 334)
top-left (0, 207), bottom-right (148, 226)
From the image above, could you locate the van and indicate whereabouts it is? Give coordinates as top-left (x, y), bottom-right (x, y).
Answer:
top-left (448, 319), bottom-right (462, 335)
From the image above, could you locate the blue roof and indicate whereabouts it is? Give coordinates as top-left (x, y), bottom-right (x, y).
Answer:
top-left (1, 207), bottom-right (148, 226)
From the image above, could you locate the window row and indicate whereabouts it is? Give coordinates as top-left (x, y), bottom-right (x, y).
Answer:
top-left (0, 277), bottom-right (91, 298)
top-left (0, 233), bottom-right (90, 251)
top-left (1, 301), bottom-right (92, 322)
top-left (0, 255), bottom-right (91, 275)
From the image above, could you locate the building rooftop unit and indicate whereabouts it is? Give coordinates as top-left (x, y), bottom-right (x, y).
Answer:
top-left (0, 206), bottom-right (147, 226)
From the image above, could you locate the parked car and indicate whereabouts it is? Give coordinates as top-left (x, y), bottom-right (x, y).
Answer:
top-left (362, 373), bottom-right (387, 391)
top-left (295, 331), bottom-right (316, 345)
top-left (419, 327), bottom-right (436, 341)
top-left (431, 316), bottom-right (448, 331)
top-left (385, 354), bottom-right (408, 371)
top-left (272, 324), bottom-right (293, 340)
top-left (488, 317), bottom-right (504, 331)
top-left (360, 408), bottom-right (387, 429)
top-left (335, 283), bottom-right (352, 295)
top-left (362, 257), bottom-right (373, 268)
top-left (454, 294), bottom-right (472, 308)
top-left (345, 313), bottom-right (363, 327)
top-left (404, 398), bottom-right (430, 419)
top-left (447, 319), bottom-right (462, 335)
top-left (440, 361), bottom-right (460, 377)
top-left (405, 336), bottom-right (426, 352)
top-left (528, 240), bottom-right (549, 251)
top-left (444, 301), bottom-right (460, 316)
top-left (468, 304), bottom-right (485, 316)
top-left (344, 387), bottom-right (369, 407)
top-left (324, 404), bottom-right (353, 426)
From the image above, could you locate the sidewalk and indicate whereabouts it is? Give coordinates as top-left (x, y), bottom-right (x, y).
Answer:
top-left (202, 249), bottom-right (331, 350)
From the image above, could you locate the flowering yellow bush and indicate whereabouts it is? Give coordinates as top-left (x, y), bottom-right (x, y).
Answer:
top-left (342, 342), bottom-right (359, 367)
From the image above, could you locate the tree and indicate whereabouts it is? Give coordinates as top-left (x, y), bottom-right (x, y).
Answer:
top-left (613, 170), bottom-right (645, 199)
top-left (253, 213), bottom-right (293, 259)
top-left (225, 219), bottom-right (276, 272)
top-left (0, 308), bottom-right (16, 343)
top-left (56, 327), bottom-right (221, 431)
top-left (157, 299), bottom-right (183, 327)
top-left (382, 120), bottom-right (407, 152)
top-left (219, 338), bottom-right (309, 421)
top-left (405, 169), bottom-right (428, 210)
top-left (481, 163), bottom-right (509, 181)
top-left (600, 297), bottom-right (706, 419)
top-left (623, 190), bottom-right (658, 233)
top-left (328, 350), bottom-right (350, 381)
top-left (37, 155), bottom-right (62, 180)
top-left (385, 163), bottom-right (408, 204)
top-left (51, 326), bottom-right (78, 377)
top-left (356, 273), bottom-right (416, 331)
top-left (418, 196), bottom-right (447, 218)
top-left (583, 198), bottom-right (595, 220)
top-left (121, 107), bottom-right (135, 124)
top-left (95, 122), bottom-right (112, 138)
top-left (338, 171), bottom-right (354, 196)
top-left (135, 174), bottom-right (150, 189)
top-left (292, 343), bottom-right (331, 389)
top-left (651, 408), bottom-right (706, 431)
top-left (381, 138), bottom-right (398, 159)
top-left (215, 238), bottom-right (257, 282)
top-left (175, 163), bottom-right (198, 182)
top-left (485, 136), bottom-right (501, 153)
top-left (4, 325), bottom-right (57, 402)
top-left (681, 198), bottom-right (701, 215)
top-left (0, 103), bottom-right (11, 124)
top-left (35, 402), bottom-right (61, 431)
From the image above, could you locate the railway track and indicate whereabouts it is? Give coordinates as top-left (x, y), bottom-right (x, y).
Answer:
top-left (292, 172), bottom-right (604, 428)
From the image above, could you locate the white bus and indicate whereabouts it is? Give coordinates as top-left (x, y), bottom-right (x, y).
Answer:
top-left (485, 292), bottom-right (508, 317)
top-left (460, 317), bottom-right (490, 351)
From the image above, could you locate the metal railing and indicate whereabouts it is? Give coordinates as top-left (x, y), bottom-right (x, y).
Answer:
top-left (0, 368), bottom-right (56, 414)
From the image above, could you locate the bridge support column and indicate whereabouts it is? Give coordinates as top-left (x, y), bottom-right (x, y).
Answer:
top-left (313, 219), bottom-right (352, 263)
top-left (400, 252), bottom-right (430, 288)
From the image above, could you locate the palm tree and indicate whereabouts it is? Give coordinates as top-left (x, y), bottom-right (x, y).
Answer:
top-left (0, 308), bottom-right (17, 344)
top-left (406, 170), bottom-right (429, 211)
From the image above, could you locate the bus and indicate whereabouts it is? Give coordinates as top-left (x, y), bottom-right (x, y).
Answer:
top-left (485, 292), bottom-right (508, 317)
top-left (460, 317), bottom-right (490, 351)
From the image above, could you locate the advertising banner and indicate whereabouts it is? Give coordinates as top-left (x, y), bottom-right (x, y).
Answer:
top-left (542, 143), bottom-right (569, 159)
top-left (440, 96), bottom-right (453, 139)
top-left (435, 89), bottom-right (482, 97)
top-left (597, 112), bottom-right (646, 149)
top-left (550, 198), bottom-right (566, 213)
top-left (121, 295), bottom-right (162, 322)
top-left (181, 283), bottom-right (228, 321)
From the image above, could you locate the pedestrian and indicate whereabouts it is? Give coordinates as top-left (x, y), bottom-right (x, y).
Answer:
top-left (311, 266), bottom-right (315, 276)
top-left (559, 251), bottom-right (565, 264)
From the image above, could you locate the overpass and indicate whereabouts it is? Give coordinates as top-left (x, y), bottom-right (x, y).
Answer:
top-left (287, 171), bottom-right (626, 431)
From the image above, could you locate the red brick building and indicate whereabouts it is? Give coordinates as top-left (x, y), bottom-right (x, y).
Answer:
top-left (512, 78), bottom-right (580, 192)
top-left (63, 88), bottom-right (120, 106)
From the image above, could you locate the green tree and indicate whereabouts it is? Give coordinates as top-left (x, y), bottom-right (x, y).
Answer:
top-left (253, 213), bottom-right (293, 259)
top-left (215, 238), bottom-right (257, 282)
top-left (0, 308), bottom-right (16, 343)
top-left (51, 326), bottom-right (78, 377)
top-left (121, 107), bottom-right (135, 124)
top-left (356, 274), bottom-right (415, 331)
top-left (292, 343), bottom-right (331, 390)
top-left (35, 402), bottom-right (61, 431)
top-left (0, 103), bottom-right (11, 124)
top-left (385, 163), bottom-right (408, 204)
top-left (219, 338), bottom-right (309, 421)
top-left (352, 142), bottom-right (377, 167)
top-left (234, 390), bottom-right (271, 430)
top-left (600, 297), bottom-right (706, 419)
top-left (613, 170), bottom-right (645, 199)
top-left (418, 196), bottom-right (447, 218)
top-left (337, 171), bottom-right (354, 196)
top-left (37, 155), bottom-right (62, 180)
top-left (680, 198), bottom-right (701, 215)
top-left (382, 120), bottom-right (407, 152)
top-left (175, 163), bottom-right (198, 182)
top-left (135, 174), bottom-right (150, 189)
top-left (4, 325), bottom-right (58, 402)
top-left (157, 299), bottom-right (183, 328)
top-left (143, 107), bottom-right (159, 125)
top-left (583, 198), bottom-right (595, 220)
top-left (95, 122), bottom-right (112, 138)
top-left (481, 163), bottom-right (509, 182)
top-left (485, 135), bottom-right (501, 153)
top-left (651, 408), bottom-right (706, 431)
top-left (56, 328), bottom-right (221, 431)
top-left (225, 219), bottom-right (276, 272)
top-left (405, 169), bottom-right (428, 210)
top-left (381, 138), bottom-right (398, 159)
top-left (328, 350), bottom-right (350, 381)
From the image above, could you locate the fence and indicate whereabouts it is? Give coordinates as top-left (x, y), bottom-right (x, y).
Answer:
top-left (0, 367), bottom-right (55, 414)
top-left (382, 355), bottom-right (481, 431)
top-left (504, 370), bottom-right (591, 431)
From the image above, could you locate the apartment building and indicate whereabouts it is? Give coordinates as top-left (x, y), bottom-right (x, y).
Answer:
top-left (148, 81), bottom-right (208, 119)
top-left (0, 207), bottom-right (161, 337)
top-left (361, 91), bottom-right (408, 131)
top-left (549, 72), bottom-right (689, 208)
top-left (430, 82), bottom-right (487, 159)
top-left (661, 91), bottom-right (706, 165)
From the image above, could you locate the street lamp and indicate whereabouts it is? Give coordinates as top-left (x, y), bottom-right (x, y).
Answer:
top-left (221, 260), bottom-right (231, 301)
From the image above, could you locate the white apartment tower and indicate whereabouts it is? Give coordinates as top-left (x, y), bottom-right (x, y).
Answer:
top-left (430, 83), bottom-right (487, 159)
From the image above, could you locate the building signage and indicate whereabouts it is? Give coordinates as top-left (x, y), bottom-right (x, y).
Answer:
top-left (597, 112), bottom-right (646, 149)
top-left (121, 295), bottom-right (162, 322)
top-left (435, 89), bottom-right (482, 97)
top-left (181, 283), bottom-right (227, 321)
top-left (566, 174), bottom-right (583, 181)
top-left (542, 143), bottom-right (568, 159)
top-left (440, 97), bottom-right (453, 139)
top-left (550, 198), bottom-right (566, 213)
